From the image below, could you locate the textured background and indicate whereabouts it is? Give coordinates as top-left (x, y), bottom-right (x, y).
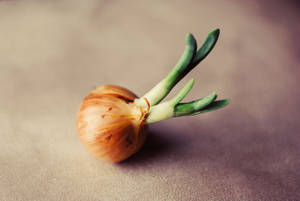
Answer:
top-left (0, 0), bottom-right (300, 200)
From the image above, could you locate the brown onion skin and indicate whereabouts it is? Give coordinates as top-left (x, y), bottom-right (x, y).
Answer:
top-left (76, 85), bottom-right (148, 162)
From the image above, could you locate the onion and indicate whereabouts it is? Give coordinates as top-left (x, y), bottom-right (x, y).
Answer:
top-left (76, 29), bottom-right (230, 162)
top-left (77, 85), bottom-right (149, 162)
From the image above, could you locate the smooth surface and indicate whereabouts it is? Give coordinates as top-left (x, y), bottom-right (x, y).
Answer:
top-left (1, 0), bottom-right (300, 200)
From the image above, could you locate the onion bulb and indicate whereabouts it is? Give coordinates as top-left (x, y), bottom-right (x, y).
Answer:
top-left (76, 29), bottom-right (230, 162)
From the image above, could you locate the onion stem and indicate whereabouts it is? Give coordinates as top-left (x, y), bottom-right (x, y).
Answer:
top-left (146, 79), bottom-right (195, 123)
top-left (135, 33), bottom-right (197, 107)
top-left (134, 29), bottom-right (229, 123)
top-left (176, 99), bottom-right (230, 116)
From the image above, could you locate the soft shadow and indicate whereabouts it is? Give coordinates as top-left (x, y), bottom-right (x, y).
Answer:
top-left (118, 123), bottom-right (187, 166)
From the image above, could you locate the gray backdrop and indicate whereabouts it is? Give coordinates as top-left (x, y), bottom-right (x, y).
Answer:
top-left (0, 0), bottom-right (299, 200)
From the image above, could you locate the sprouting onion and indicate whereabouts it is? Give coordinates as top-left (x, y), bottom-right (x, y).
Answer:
top-left (76, 29), bottom-right (230, 162)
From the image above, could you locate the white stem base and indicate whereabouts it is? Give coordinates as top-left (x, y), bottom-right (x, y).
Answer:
top-left (145, 102), bottom-right (174, 124)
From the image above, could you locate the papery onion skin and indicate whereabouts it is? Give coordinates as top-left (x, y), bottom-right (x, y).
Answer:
top-left (76, 85), bottom-right (148, 162)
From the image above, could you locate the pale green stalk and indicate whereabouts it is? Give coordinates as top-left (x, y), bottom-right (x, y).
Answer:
top-left (134, 29), bottom-right (229, 123)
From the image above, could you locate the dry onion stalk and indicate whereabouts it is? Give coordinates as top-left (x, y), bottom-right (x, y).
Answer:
top-left (76, 29), bottom-right (230, 162)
